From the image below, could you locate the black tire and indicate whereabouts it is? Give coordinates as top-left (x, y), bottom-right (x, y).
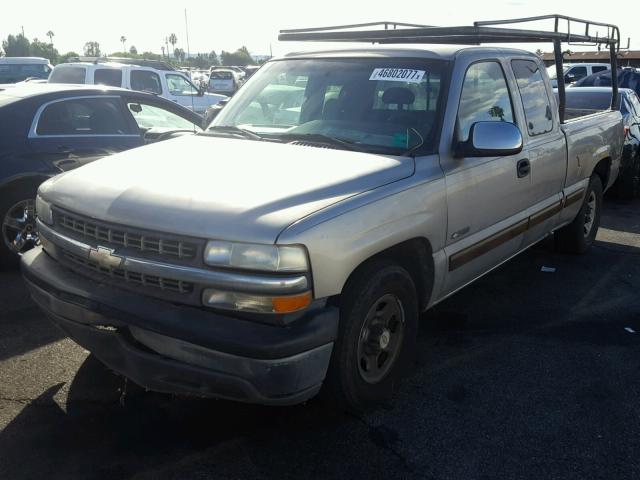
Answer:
top-left (555, 175), bottom-right (603, 254)
top-left (0, 187), bottom-right (39, 269)
top-left (323, 260), bottom-right (418, 411)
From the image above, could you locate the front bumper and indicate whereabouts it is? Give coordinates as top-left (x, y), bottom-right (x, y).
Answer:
top-left (22, 247), bottom-right (338, 405)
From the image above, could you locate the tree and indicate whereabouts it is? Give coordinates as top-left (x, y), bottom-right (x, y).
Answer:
top-left (59, 51), bottom-right (80, 63)
top-left (168, 33), bottom-right (177, 58)
top-left (120, 36), bottom-right (126, 52)
top-left (208, 50), bottom-right (219, 66)
top-left (2, 34), bottom-right (31, 56)
top-left (129, 45), bottom-right (137, 55)
top-left (174, 48), bottom-right (185, 63)
top-left (30, 38), bottom-right (58, 62)
top-left (84, 41), bottom-right (101, 57)
top-left (46, 30), bottom-right (54, 46)
top-left (220, 46), bottom-right (254, 66)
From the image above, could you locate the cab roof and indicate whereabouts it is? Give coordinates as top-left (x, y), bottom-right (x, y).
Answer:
top-left (281, 44), bottom-right (537, 61)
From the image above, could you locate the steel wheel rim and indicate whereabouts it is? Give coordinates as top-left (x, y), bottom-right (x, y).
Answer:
top-left (583, 191), bottom-right (597, 238)
top-left (356, 293), bottom-right (405, 384)
top-left (2, 199), bottom-right (39, 255)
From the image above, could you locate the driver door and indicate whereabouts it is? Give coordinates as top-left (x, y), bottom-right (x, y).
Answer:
top-left (164, 73), bottom-right (202, 112)
top-left (440, 60), bottom-right (531, 295)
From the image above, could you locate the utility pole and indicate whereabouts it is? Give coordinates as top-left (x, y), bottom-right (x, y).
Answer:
top-left (184, 9), bottom-right (191, 61)
top-left (21, 26), bottom-right (25, 37)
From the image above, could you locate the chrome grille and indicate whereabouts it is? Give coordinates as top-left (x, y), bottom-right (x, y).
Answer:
top-left (62, 249), bottom-right (194, 294)
top-left (56, 211), bottom-right (197, 260)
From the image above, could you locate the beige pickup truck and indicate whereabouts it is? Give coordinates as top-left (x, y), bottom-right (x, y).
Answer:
top-left (23, 17), bottom-right (624, 409)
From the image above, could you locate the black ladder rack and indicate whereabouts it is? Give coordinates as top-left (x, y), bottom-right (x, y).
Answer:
top-left (279, 15), bottom-right (623, 121)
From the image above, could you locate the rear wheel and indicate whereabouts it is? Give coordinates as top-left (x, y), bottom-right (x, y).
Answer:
top-left (555, 175), bottom-right (603, 254)
top-left (0, 188), bottom-right (40, 268)
top-left (324, 260), bottom-right (418, 411)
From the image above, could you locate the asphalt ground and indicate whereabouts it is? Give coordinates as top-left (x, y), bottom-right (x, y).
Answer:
top-left (1, 199), bottom-right (639, 480)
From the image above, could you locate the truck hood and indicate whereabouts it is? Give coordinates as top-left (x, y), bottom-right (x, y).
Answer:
top-left (40, 135), bottom-right (414, 243)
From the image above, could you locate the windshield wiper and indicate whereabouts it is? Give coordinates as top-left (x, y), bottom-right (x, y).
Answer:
top-left (202, 126), bottom-right (263, 141)
top-left (278, 133), bottom-right (359, 151)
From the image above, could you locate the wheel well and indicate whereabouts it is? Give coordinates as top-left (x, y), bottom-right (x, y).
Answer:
top-left (593, 158), bottom-right (611, 189)
top-left (0, 175), bottom-right (49, 198)
top-left (334, 238), bottom-right (435, 312)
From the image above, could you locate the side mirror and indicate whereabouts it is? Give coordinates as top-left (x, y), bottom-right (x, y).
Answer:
top-left (456, 121), bottom-right (523, 157)
top-left (565, 73), bottom-right (576, 84)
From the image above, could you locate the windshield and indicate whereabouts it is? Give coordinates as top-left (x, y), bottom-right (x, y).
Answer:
top-left (211, 58), bottom-right (448, 155)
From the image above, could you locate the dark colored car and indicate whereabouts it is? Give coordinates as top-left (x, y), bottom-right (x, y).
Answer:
top-left (572, 67), bottom-right (640, 97)
top-left (0, 84), bottom-right (204, 267)
top-left (562, 87), bottom-right (640, 198)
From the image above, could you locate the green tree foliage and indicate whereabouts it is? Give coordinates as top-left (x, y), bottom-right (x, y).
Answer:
top-left (84, 41), bottom-right (101, 57)
top-left (208, 51), bottom-right (220, 66)
top-left (129, 45), bottom-right (138, 55)
top-left (168, 33), bottom-right (177, 57)
top-left (30, 38), bottom-right (59, 61)
top-left (2, 34), bottom-right (31, 56)
top-left (59, 51), bottom-right (80, 63)
top-left (220, 46), bottom-right (254, 66)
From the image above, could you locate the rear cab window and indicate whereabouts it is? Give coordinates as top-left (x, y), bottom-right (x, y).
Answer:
top-left (49, 67), bottom-right (87, 84)
top-left (511, 59), bottom-right (554, 136)
top-left (35, 97), bottom-right (135, 136)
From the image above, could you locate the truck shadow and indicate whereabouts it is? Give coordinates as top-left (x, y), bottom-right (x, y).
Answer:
top-left (1, 228), bottom-right (639, 479)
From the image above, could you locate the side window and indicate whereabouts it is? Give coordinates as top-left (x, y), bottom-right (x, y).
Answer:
top-left (457, 62), bottom-right (514, 142)
top-left (165, 74), bottom-right (198, 96)
top-left (48, 67), bottom-right (87, 84)
top-left (36, 98), bottom-right (133, 136)
top-left (511, 60), bottom-right (554, 136)
top-left (592, 66), bottom-right (608, 74)
top-left (94, 69), bottom-right (122, 87)
top-left (127, 102), bottom-right (200, 130)
top-left (130, 70), bottom-right (162, 94)
top-left (569, 66), bottom-right (587, 81)
top-left (628, 92), bottom-right (640, 116)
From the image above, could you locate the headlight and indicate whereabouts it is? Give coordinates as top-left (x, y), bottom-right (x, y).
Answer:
top-left (35, 195), bottom-right (53, 225)
top-left (204, 241), bottom-right (308, 272)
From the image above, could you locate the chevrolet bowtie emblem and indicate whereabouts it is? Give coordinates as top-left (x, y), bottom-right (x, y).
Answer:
top-left (88, 246), bottom-right (123, 270)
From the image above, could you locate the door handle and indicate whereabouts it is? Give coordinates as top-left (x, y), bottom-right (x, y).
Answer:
top-left (517, 158), bottom-right (530, 178)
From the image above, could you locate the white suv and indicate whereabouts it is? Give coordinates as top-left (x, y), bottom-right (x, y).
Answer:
top-left (547, 62), bottom-right (610, 87)
top-left (49, 58), bottom-right (227, 114)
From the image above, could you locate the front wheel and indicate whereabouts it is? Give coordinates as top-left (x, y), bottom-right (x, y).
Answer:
top-left (323, 260), bottom-right (418, 411)
top-left (0, 188), bottom-right (40, 268)
top-left (555, 175), bottom-right (603, 254)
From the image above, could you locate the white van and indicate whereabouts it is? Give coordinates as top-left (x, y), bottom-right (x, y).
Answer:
top-left (0, 57), bottom-right (53, 83)
top-left (547, 62), bottom-right (610, 87)
top-left (48, 59), bottom-right (227, 114)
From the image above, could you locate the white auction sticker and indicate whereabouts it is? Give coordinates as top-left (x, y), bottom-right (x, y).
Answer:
top-left (369, 68), bottom-right (426, 83)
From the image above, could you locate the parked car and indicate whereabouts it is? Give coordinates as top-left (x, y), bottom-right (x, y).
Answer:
top-left (23, 19), bottom-right (623, 410)
top-left (572, 67), bottom-right (640, 97)
top-left (560, 87), bottom-right (640, 199)
top-left (0, 57), bottom-right (53, 84)
top-left (546, 62), bottom-right (610, 88)
top-left (211, 65), bottom-right (246, 81)
top-left (207, 69), bottom-right (243, 96)
top-left (48, 58), bottom-right (227, 114)
top-left (0, 83), bottom-right (204, 266)
top-left (242, 66), bottom-right (261, 79)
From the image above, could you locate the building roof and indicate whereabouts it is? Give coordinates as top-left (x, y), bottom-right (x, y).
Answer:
top-left (541, 50), bottom-right (640, 61)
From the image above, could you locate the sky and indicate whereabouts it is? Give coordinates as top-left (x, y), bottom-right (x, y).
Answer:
top-left (1, 0), bottom-right (638, 58)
